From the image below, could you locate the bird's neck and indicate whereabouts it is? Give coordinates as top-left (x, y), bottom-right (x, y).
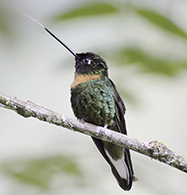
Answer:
top-left (71, 74), bottom-right (101, 89)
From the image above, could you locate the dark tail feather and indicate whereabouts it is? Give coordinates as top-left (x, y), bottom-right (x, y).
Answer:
top-left (111, 169), bottom-right (132, 191)
top-left (110, 156), bottom-right (133, 191)
top-left (92, 137), bottom-right (134, 191)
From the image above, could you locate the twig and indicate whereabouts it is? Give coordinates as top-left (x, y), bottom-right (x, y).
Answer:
top-left (0, 92), bottom-right (187, 173)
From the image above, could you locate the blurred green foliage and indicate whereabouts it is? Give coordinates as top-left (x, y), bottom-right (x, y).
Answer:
top-left (1, 156), bottom-right (83, 190)
top-left (53, 2), bottom-right (187, 78)
top-left (0, 2), bottom-right (13, 36)
top-left (116, 47), bottom-right (187, 76)
top-left (136, 9), bottom-right (187, 40)
top-left (55, 2), bottom-right (118, 20)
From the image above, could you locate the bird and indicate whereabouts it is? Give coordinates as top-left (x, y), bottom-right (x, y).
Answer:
top-left (70, 52), bottom-right (135, 191)
top-left (23, 13), bottom-right (135, 191)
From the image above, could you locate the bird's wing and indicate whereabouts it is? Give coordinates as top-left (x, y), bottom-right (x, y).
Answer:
top-left (108, 79), bottom-right (134, 189)
top-left (92, 78), bottom-right (134, 191)
top-left (108, 78), bottom-right (126, 134)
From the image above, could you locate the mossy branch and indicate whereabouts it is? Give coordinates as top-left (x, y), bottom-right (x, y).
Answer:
top-left (0, 92), bottom-right (187, 174)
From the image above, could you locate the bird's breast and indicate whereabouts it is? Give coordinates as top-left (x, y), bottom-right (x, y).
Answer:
top-left (70, 76), bottom-right (116, 126)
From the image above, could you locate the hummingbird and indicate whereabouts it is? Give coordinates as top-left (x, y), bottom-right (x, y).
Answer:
top-left (23, 13), bottom-right (135, 191)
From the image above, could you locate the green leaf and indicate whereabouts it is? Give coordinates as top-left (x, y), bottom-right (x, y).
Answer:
top-left (116, 48), bottom-right (187, 76)
top-left (0, 3), bottom-right (15, 37)
top-left (136, 9), bottom-right (187, 39)
top-left (55, 2), bottom-right (118, 21)
top-left (1, 156), bottom-right (83, 190)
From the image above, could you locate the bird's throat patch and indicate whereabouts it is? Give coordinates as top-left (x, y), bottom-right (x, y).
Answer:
top-left (71, 74), bottom-right (101, 89)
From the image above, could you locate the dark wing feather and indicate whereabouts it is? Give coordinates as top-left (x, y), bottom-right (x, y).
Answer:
top-left (109, 79), bottom-right (126, 134)
top-left (92, 79), bottom-right (134, 191)
top-left (109, 79), bottom-right (134, 189)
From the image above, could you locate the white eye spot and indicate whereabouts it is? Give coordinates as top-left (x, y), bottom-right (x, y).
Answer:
top-left (87, 59), bottom-right (91, 64)
top-left (84, 58), bottom-right (92, 65)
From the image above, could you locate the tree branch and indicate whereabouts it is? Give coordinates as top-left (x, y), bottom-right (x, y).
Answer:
top-left (0, 92), bottom-right (187, 174)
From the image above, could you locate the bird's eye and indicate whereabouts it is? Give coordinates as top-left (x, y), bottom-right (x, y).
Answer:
top-left (83, 58), bottom-right (92, 65)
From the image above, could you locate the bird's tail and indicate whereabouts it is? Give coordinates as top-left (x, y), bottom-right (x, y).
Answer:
top-left (105, 147), bottom-right (134, 191)
top-left (92, 137), bottom-right (135, 191)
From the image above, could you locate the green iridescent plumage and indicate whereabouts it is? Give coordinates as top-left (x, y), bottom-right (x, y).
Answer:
top-left (71, 77), bottom-right (115, 126)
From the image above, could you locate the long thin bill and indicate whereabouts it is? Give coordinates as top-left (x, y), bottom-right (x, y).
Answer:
top-left (44, 28), bottom-right (78, 58)
top-left (22, 12), bottom-right (78, 58)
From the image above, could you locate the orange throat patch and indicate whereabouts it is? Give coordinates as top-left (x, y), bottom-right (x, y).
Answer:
top-left (71, 74), bottom-right (101, 89)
